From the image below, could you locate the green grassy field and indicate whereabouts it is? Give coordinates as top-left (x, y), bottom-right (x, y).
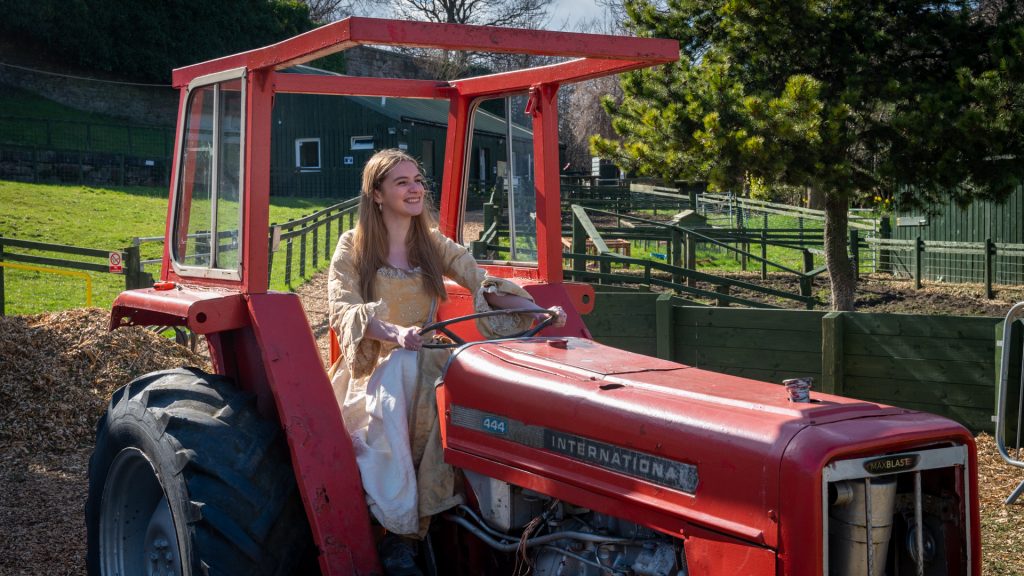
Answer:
top-left (0, 180), bottom-right (347, 315)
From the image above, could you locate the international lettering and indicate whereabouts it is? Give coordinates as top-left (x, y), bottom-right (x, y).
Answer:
top-left (544, 430), bottom-right (698, 493)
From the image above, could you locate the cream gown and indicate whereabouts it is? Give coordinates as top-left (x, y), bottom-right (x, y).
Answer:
top-left (327, 228), bottom-right (534, 536)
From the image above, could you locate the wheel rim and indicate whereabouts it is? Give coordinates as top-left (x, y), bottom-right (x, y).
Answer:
top-left (100, 447), bottom-right (183, 576)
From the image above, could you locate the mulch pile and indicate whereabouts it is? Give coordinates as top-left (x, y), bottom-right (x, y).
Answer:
top-left (0, 308), bottom-right (208, 575)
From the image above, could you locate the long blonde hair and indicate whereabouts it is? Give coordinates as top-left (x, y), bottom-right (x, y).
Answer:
top-left (352, 149), bottom-right (447, 302)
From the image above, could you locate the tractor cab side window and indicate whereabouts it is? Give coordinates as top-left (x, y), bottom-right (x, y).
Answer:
top-left (464, 94), bottom-right (536, 263)
top-left (170, 70), bottom-right (245, 280)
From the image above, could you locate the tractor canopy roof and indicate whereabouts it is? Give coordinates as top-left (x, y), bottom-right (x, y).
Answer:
top-left (172, 17), bottom-right (678, 94)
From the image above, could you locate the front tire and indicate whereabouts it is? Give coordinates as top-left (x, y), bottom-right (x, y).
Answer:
top-left (86, 367), bottom-right (313, 576)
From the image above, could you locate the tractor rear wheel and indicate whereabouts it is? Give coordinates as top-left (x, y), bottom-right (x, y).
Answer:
top-left (86, 367), bottom-right (315, 576)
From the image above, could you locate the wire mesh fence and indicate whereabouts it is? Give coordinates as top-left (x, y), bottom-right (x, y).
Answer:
top-left (0, 116), bottom-right (173, 187)
top-left (868, 237), bottom-right (1024, 291)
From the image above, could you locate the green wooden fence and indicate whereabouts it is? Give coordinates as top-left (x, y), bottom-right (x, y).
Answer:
top-left (583, 293), bottom-right (1006, 432)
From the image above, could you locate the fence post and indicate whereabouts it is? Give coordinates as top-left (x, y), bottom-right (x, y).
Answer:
top-left (299, 228), bottom-right (307, 278)
top-left (685, 233), bottom-right (697, 287)
top-left (0, 240), bottom-right (5, 316)
top-left (656, 293), bottom-right (674, 361)
top-left (325, 216), bottom-right (332, 262)
top-left (741, 201), bottom-right (749, 268)
top-left (313, 218), bottom-right (320, 268)
top-left (123, 245), bottom-right (142, 289)
top-left (572, 213), bottom-right (587, 280)
top-left (268, 224), bottom-right (279, 279)
top-left (985, 238), bottom-right (995, 299)
top-left (914, 235), bottom-right (923, 289)
top-left (849, 229), bottom-right (860, 280)
top-left (822, 311), bottom-right (845, 395)
top-left (761, 229), bottom-right (768, 279)
top-left (671, 228), bottom-right (682, 285)
top-left (285, 239), bottom-right (293, 287)
top-left (715, 284), bottom-right (730, 307)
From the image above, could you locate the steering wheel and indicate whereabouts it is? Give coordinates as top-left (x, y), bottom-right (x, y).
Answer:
top-left (418, 308), bottom-right (558, 349)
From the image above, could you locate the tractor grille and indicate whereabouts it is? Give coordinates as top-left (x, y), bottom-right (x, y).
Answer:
top-left (821, 444), bottom-right (971, 576)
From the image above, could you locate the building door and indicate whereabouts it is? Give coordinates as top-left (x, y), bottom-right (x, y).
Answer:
top-left (421, 139), bottom-right (434, 177)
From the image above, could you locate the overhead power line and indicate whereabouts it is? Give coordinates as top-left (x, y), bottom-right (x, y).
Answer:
top-left (0, 62), bottom-right (172, 88)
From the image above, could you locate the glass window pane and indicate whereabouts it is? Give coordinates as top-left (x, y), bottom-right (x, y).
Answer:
top-left (174, 84), bottom-right (215, 267)
top-left (172, 75), bottom-right (245, 275)
top-left (215, 80), bottom-right (243, 271)
top-left (463, 95), bottom-right (535, 262)
top-left (507, 93), bottom-right (537, 262)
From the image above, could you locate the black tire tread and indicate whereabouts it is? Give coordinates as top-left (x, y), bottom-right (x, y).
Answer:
top-left (88, 367), bottom-right (312, 576)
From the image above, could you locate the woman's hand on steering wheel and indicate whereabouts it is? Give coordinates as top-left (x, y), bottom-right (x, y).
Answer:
top-left (395, 325), bottom-right (424, 351)
top-left (418, 308), bottom-right (562, 349)
top-left (539, 306), bottom-right (567, 328)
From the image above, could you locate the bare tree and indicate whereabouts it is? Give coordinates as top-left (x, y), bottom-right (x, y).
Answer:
top-left (383, 0), bottom-right (555, 77)
top-left (389, 0), bottom-right (553, 27)
top-left (558, 6), bottom-right (628, 175)
top-left (300, 0), bottom-right (385, 24)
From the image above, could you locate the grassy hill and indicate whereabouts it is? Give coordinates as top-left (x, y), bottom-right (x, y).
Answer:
top-left (0, 180), bottom-right (345, 315)
top-left (0, 84), bottom-right (172, 157)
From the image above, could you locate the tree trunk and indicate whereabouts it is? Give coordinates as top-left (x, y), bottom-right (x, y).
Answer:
top-left (823, 193), bottom-right (857, 311)
top-left (806, 186), bottom-right (826, 210)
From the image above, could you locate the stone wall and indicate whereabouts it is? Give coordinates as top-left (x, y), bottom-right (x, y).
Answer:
top-left (0, 46), bottom-right (436, 128)
top-left (0, 63), bottom-right (178, 126)
top-left (341, 46), bottom-right (440, 80)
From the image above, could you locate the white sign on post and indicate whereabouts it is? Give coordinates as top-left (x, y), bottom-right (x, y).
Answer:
top-left (109, 252), bottom-right (123, 274)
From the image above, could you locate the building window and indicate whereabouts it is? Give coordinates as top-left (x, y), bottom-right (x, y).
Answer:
top-left (351, 135), bottom-right (374, 151)
top-left (295, 138), bottom-right (321, 171)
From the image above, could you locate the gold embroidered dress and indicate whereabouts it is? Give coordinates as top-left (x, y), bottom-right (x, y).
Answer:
top-left (327, 228), bottom-right (533, 536)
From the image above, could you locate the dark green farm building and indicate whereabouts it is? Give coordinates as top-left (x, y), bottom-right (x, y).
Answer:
top-left (270, 67), bottom-right (536, 201)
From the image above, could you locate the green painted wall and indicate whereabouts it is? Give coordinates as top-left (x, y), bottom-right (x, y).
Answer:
top-left (270, 94), bottom-right (449, 198)
top-left (891, 184), bottom-right (1023, 283)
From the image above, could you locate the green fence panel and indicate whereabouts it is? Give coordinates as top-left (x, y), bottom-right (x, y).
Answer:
top-left (672, 307), bottom-right (824, 383)
top-left (584, 291), bottom-right (662, 356)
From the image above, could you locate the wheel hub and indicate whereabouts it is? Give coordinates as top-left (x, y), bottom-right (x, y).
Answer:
top-left (99, 447), bottom-right (182, 576)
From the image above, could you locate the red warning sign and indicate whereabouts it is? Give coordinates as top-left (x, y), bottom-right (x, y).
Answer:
top-left (109, 252), bottom-right (123, 274)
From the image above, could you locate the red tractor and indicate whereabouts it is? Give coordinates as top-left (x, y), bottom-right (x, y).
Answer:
top-left (86, 18), bottom-right (980, 576)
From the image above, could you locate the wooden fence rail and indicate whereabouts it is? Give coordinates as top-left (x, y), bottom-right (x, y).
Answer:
top-left (269, 197), bottom-right (360, 287)
top-left (132, 198), bottom-right (362, 289)
top-left (0, 237), bottom-right (147, 315)
top-left (566, 205), bottom-right (821, 308)
top-left (697, 192), bottom-right (879, 231)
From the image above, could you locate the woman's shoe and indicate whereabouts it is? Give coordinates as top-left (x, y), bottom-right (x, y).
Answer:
top-left (378, 533), bottom-right (424, 576)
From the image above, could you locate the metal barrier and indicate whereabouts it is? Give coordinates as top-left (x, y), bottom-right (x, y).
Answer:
top-left (996, 301), bottom-right (1024, 504)
top-left (0, 261), bottom-right (93, 308)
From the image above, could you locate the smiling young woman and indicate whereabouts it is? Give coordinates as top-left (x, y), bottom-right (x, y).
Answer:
top-left (327, 149), bottom-right (565, 575)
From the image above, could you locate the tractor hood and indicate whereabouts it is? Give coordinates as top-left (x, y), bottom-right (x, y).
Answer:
top-left (438, 337), bottom-right (917, 549)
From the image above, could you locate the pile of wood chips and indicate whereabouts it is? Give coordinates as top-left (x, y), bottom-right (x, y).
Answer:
top-left (0, 308), bottom-right (207, 575)
top-left (976, 432), bottom-right (1024, 575)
